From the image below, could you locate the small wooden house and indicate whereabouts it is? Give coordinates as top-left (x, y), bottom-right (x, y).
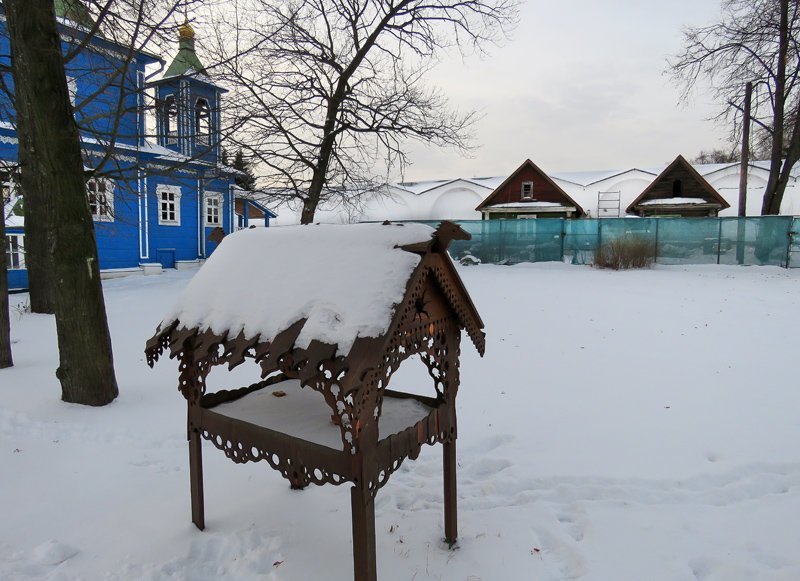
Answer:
top-left (475, 159), bottom-right (585, 219)
top-left (626, 155), bottom-right (731, 217)
top-left (145, 221), bottom-right (485, 581)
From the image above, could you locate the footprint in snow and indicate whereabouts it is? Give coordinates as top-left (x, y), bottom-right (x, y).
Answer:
top-left (32, 539), bottom-right (79, 566)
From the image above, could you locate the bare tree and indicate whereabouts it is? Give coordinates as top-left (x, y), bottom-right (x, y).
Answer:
top-left (670, 0), bottom-right (800, 215)
top-left (210, 0), bottom-right (518, 224)
top-left (692, 148), bottom-right (740, 164)
top-left (0, 202), bottom-right (12, 369)
top-left (4, 0), bottom-right (119, 404)
top-left (750, 96), bottom-right (799, 160)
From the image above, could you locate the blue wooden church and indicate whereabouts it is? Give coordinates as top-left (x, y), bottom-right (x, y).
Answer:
top-left (2, 1), bottom-right (273, 291)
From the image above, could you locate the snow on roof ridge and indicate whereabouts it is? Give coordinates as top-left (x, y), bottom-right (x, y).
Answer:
top-left (159, 222), bottom-right (436, 355)
top-left (395, 158), bottom-right (800, 194)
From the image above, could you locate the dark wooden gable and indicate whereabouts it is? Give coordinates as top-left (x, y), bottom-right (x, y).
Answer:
top-left (476, 159), bottom-right (585, 214)
top-left (626, 155), bottom-right (731, 215)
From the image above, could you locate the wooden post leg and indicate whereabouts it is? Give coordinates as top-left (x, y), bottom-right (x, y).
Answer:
top-left (189, 428), bottom-right (205, 530)
top-left (351, 485), bottom-right (377, 581)
top-left (443, 439), bottom-right (457, 545)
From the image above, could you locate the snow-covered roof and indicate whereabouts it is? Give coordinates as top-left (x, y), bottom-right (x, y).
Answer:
top-left (550, 169), bottom-right (648, 186)
top-left (489, 201), bottom-right (568, 209)
top-left (405, 159), bottom-right (794, 193)
top-left (639, 197), bottom-right (711, 206)
top-left (395, 179), bottom-right (454, 194)
top-left (395, 177), bottom-right (498, 195)
top-left (158, 223), bottom-right (435, 355)
top-left (467, 176), bottom-right (505, 189)
top-left (5, 214), bottom-right (23, 228)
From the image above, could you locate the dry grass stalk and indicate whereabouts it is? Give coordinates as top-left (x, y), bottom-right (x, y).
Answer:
top-left (594, 236), bottom-right (655, 270)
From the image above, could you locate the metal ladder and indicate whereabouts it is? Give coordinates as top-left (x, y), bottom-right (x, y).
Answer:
top-left (597, 191), bottom-right (621, 218)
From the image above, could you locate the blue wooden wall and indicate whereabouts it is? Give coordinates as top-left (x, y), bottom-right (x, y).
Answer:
top-left (0, 10), bottom-right (243, 290)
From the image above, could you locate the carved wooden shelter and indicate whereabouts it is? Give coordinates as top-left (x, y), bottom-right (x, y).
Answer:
top-left (145, 221), bottom-right (485, 581)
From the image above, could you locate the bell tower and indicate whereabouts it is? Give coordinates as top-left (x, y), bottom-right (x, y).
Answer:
top-left (153, 21), bottom-right (224, 165)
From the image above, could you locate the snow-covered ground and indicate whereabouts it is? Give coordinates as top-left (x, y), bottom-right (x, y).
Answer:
top-left (2, 263), bottom-right (799, 580)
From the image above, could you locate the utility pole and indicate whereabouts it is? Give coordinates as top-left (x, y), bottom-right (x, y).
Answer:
top-left (736, 81), bottom-right (752, 264)
top-left (738, 82), bottom-right (752, 217)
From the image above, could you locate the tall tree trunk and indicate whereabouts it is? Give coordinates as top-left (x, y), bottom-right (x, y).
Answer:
top-left (766, 92), bottom-right (800, 214)
top-left (20, 144), bottom-right (55, 314)
top-left (16, 70), bottom-right (55, 313)
top-left (761, 0), bottom-right (790, 215)
top-left (5, 0), bottom-right (118, 405)
top-left (0, 214), bottom-right (13, 368)
top-left (300, 196), bottom-right (317, 224)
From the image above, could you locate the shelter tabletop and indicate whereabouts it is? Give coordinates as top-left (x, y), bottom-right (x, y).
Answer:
top-left (210, 379), bottom-right (432, 450)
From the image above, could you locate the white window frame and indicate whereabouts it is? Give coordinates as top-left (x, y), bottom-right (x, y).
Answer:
top-left (6, 233), bottom-right (24, 269)
top-left (157, 185), bottom-right (182, 226)
top-left (521, 181), bottom-right (534, 200)
top-left (204, 191), bottom-right (222, 226)
top-left (87, 177), bottom-right (115, 222)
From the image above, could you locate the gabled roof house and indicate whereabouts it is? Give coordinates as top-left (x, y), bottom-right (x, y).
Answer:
top-left (475, 159), bottom-right (586, 219)
top-left (626, 155), bottom-right (731, 217)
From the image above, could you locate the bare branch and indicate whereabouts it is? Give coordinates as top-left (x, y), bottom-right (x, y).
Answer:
top-left (207, 0), bottom-right (518, 223)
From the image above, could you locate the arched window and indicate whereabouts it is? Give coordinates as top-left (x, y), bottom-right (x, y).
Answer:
top-left (195, 98), bottom-right (211, 145)
top-left (163, 95), bottom-right (178, 144)
top-left (672, 179), bottom-right (683, 197)
top-left (87, 178), bottom-right (114, 222)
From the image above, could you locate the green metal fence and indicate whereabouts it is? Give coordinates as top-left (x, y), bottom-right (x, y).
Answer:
top-left (408, 217), bottom-right (799, 267)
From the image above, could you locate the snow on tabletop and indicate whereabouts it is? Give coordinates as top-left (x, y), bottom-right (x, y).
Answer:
top-left (159, 222), bottom-right (435, 354)
top-left (212, 379), bottom-right (432, 449)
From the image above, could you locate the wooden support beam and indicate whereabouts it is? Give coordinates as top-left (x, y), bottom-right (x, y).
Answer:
top-left (189, 427), bottom-right (205, 530)
top-left (351, 485), bottom-right (377, 581)
top-left (443, 439), bottom-right (458, 545)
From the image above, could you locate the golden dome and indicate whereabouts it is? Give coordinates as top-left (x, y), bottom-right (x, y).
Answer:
top-left (178, 21), bottom-right (195, 40)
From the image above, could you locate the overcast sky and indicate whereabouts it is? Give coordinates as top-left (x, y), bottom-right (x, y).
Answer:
top-left (399, 0), bottom-right (730, 181)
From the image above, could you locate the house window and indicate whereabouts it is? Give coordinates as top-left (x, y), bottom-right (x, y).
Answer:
top-left (195, 98), bottom-right (211, 145)
top-left (6, 233), bottom-right (24, 269)
top-left (87, 178), bottom-right (114, 221)
top-left (157, 185), bottom-right (181, 225)
top-left (521, 181), bottom-right (534, 200)
top-left (672, 179), bottom-right (683, 197)
top-left (1, 169), bottom-right (16, 202)
top-left (205, 192), bottom-right (221, 225)
top-left (163, 95), bottom-right (178, 145)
